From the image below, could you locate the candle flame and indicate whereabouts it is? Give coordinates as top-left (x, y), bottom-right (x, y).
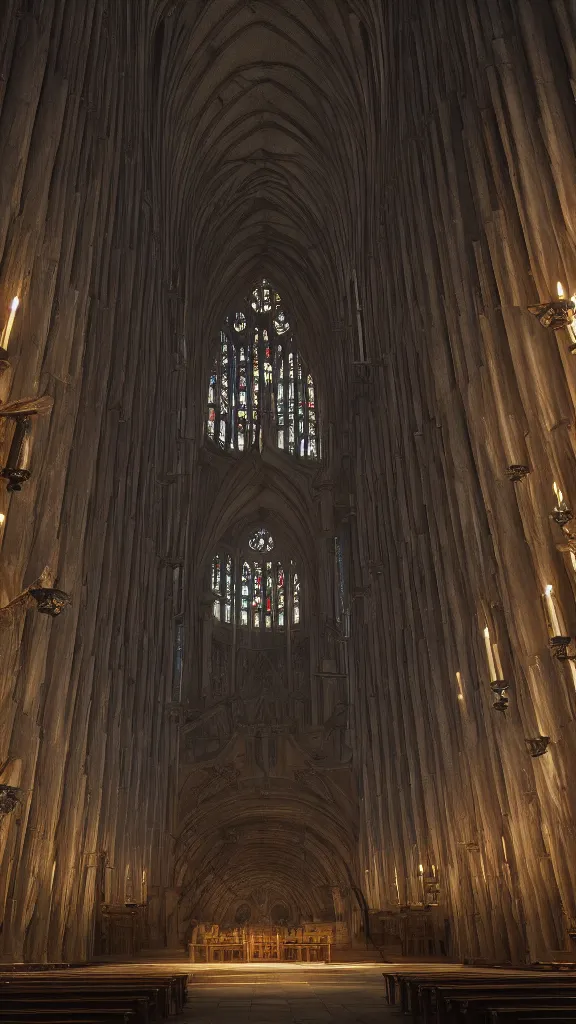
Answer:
top-left (0, 513), bottom-right (4, 525)
top-left (483, 626), bottom-right (490, 639)
top-left (418, 864), bottom-right (424, 875)
top-left (557, 281), bottom-right (565, 299)
top-left (553, 481), bottom-right (563, 505)
top-left (10, 296), bottom-right (19, 312)
top-left (545, 584), bottom-right (553, 597)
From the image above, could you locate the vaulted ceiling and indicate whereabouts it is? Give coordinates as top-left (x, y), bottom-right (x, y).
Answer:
top-left (148, 0), bottom-right (382, 393)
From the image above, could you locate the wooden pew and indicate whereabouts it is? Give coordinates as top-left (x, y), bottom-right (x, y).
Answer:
top-left (0, 1011), bottom-right (136, 1023)
top-left (0, 995), bottom-right (151, 1024)
top-left (486, 1010), bottom-right (576, 1022)
top-left (0, 971), bottom-right (188, 1017)
top-left (383, 969), bottom-right (576, 1017)
top-left (437, 992), bottom-right (576, 1023)
top-left (0, 979), bottom-right (164, 1017)
top-left (425, 982), bottom-right (576, 1022)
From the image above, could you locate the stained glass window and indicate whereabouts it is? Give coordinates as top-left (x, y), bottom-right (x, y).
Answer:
top-left (206, 280), bottom-right (318, 457)
top-left (210, 531), bottom-right (300, 630)
top-left (212, 554), bottom-right (233, 623)
top-left (248, 527), bottom-right (274, 553)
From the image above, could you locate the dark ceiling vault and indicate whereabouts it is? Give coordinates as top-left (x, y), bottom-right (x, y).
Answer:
top-left (0, 0), bottom-right (575, 966)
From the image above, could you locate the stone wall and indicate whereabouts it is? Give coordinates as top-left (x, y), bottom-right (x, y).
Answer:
top-left (0, 0), bottom-right (575, 964)
top-left (0, 2), bottom-right (180, 961)
top-left (352, 0), bottom-right (576, 962)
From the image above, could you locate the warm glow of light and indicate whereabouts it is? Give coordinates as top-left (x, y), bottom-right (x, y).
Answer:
top-left (418, 863), bottom-right (424, 875)
top-left (456, 670), bottom-right (464, 700)
top-left (483, 626), bottom-right (498, 682)
top-left (492, 643), bottom-right (504, 680)
top-left (0, 295), bottom-right (19, 350)
top-left (0, 513), bottom-right (4, 525)
top-left (553, 481), bottom-right (563, 506)
top-left (543, 584), bottom-right (562, 636)
top-left (557, 281), bottom-right (565, 299)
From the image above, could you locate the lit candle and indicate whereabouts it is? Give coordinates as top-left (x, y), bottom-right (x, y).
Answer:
top-left (492, 643), bottom-right (504, 681)
top-left (553, 481), bottom-right (564, 507)
top-left (483, 627), bottom-right (498, 682)
top-left (557, 282), bottom-right (565, 299)
top-left (544, 584), bottom-right (562, 636)
top-left (0, 297), bottom-right (19, 350)
top-left (0, 513), bottom-right (4, 525)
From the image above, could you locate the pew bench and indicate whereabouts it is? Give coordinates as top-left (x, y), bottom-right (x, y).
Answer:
top-left (0, 969), bottom-right (189, 1021)
top-left (0, 994), bottom-right (151, 1024)
top-left (486, 1010), bottom-right (576, 1022)
top-left (425, 983), bottom-right (576, 1023)
top-left (0, 1011), bottom-right (136, 1023)
top-left (0, 972), bottom-right (188, 1017)
top-left (436, 992), bottom-right (576, 1023)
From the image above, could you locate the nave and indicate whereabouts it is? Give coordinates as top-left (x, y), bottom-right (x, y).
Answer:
top-left (181, 962), bottom-right (391, 1024)
top-left (2, 957), bottom-right (576, 1023)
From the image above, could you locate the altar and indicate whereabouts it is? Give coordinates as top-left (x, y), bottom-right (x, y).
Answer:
top-left (189, 924), bottom-right (333, 963)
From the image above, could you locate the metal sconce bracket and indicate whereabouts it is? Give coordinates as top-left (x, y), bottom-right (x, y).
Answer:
top-left (526, 736), bottom-right (550, 758)
top-left (552, 503), bottom-right (574, 527)
top-left (0, 568), bottom-right (69, 620)
top-left (506, 465), bottom-right (530, 482)
top-left (528, 299), bottom-right (575, 331)
top-left (549, 636), bottom-right (576, 660)
top-left (0, 784), bottom-right (20, 815)
top-left (0, 395), bottom-right (54, 493)
top-left (29, 587), bottom-right (70, 617)
top-left (491, 681), bottom-right (509, 712)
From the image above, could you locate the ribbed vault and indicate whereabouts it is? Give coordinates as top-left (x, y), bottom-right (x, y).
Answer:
top-left (150, 0), bottom-right (374, 406)
top-left (175, 787), bottom-right (355, 925)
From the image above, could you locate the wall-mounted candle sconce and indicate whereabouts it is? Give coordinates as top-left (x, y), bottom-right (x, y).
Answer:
top-left (0, 394), bottom-right (53, 493)
top-left (0, 296), bottom-right (19, 374)
top-left (1, 414), bottom-right (32, 491)
top-left (491, 683), bottom-right (509, 712)
top-left (542, 584), bottom-right (574, 658)
top-left (0, 567), bottom-right (69, 620)
top-left (548, 635), bottom-right (576, 661)
top-left (528, 282), bottom-right (575, 331)
top-left (0, 784), bottom-right (20, 815)
top-left (506, 464), bottom-right (530, 482)
top-left (526, 736), bottom-right (550, 758)
top-left (552, 482), bottom-right (573, 526)
top-left (29, 587), bottom-right (70, 617)
top-left (483, 626), bottom-right (508, 711)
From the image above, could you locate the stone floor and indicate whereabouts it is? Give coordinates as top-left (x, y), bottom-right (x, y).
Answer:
top-left (180, 962), bottom-right (397, 1023)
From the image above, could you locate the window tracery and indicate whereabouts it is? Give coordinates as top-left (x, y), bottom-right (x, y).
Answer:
top-left (206, 280), bottom-right (318, 457)
top-left (211, 529), bottom-right (300, 630)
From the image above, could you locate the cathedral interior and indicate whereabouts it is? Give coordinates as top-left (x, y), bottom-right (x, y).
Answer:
top-left (1, 0), bottom-right (576, 998)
